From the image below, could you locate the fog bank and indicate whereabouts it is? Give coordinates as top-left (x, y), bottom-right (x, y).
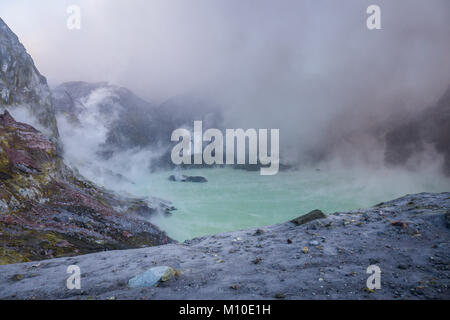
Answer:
top-left (1, 0), bottom-right (450, 173)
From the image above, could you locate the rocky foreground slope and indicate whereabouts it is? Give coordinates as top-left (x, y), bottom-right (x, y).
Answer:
top-left (0, 192), bottom-right (448, 300)
top-left (0, 109), bottom-right (172, 265)
top-left (0, 17), bottom-right (172, 265)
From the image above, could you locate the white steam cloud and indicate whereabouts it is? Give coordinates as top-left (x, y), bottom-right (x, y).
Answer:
top-left (1, 0), bottom-right (450, 175)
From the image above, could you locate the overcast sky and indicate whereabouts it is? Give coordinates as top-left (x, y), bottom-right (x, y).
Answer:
top-left (1, 0), bottom-right (450, 162)
top-left (1, 0), bottom-right (449, 100)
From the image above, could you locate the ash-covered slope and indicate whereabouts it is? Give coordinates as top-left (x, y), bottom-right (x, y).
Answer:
top-left (0, 18), bottom-right (172, 265)
top-left (0, 111), bottom-right (172, 264)
top-left (0, 192), bottom-right (448, 300)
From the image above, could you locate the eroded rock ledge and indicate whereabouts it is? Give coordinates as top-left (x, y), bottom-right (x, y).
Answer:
top-left (0, 111), bottom-right (173, 264)
top-left (0, 192), bottom-right (448, 300)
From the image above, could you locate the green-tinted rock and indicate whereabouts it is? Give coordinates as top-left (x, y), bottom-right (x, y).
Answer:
top-left (291, 209), bottom-right (326, 226)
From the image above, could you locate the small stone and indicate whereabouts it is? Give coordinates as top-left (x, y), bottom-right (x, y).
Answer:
top-left (390, 221), bottom-right (407, 228)
top-left (254, 229), bottom-right (264, 235)
top-left (11, 274), bottom-right (23, 281)
top-left (128, 266), bottom-right (177, 288)
top-left (56, 240), bottom-right (72, 248)
top-left (291, 209), bottom-right (326, 226)
top-left (309, 240), bottom-right (319, 246)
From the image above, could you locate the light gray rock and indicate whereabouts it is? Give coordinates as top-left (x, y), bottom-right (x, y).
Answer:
top-left (128, 266), bottom-right (177, 288)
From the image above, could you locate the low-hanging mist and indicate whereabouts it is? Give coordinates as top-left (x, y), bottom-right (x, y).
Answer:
top-left (2, 0), bottom-right (450, 239)
top-left (52, 82), bottom-right (450, 241)
top-left (3, 0), bottom-right (450, 173)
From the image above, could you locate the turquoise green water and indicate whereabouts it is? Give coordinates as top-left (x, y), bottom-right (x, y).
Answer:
top-left (122, 167), bottom-right (449, 241)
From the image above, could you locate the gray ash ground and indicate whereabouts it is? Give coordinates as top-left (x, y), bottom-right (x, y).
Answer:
top-left (0, 192), bottom-right (449, 300)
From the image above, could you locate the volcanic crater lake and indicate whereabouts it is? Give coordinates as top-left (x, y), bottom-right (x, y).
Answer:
top-left (114, 167), bottom-right (450, 242)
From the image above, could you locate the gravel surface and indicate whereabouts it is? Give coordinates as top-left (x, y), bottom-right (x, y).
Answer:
top-left (0, 192), bottom-right (449, 300)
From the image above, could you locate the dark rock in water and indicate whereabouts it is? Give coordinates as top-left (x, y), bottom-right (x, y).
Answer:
top-left (169, 174), bottom-right (207, 183)
top-left (291, 209), bottom-right (326, 226)
top-left (185, 176), bottom-right (208, 183)
top-left (233, 162), bottom-right (293, 172)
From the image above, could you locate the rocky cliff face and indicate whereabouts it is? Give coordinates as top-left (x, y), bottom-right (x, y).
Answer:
top-left (384, 86), bottom-right (450, 175)
top-left (52, 82), bottom-right (224, 172)
top-left (0, 110), bottom-right (172, 264)
top-left (53, 81), bottom-right (161, 154)
top-left (0, 18), bottom-right (58, 142)
top-left (0, 18), bottom-right (172, 265)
